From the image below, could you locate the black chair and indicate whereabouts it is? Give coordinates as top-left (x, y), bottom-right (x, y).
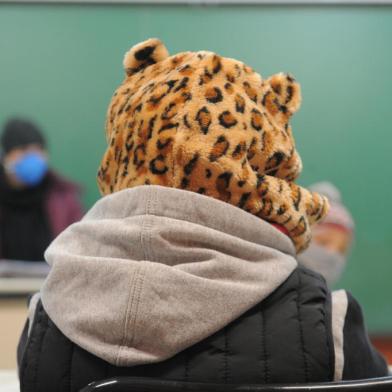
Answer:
top-left (80, 376), bottom-right (392, 392)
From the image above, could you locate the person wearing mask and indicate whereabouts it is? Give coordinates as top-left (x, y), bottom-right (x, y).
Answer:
top-left (0, 118), bottom-right (83, 262)
top-left (298, 182), bottom-right (354, 287)
top-left (17, 39), bottom-right (387, 391)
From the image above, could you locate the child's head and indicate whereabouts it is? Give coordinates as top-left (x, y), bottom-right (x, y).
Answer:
top-left (310, 181), bottom-right (354, 255)
top-left (1, 118), bottom-right (49, 188)
top-left (97, 38), bottom-right (328, 252)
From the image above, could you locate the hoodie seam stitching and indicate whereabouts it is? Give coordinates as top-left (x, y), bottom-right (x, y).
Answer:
top-left (117, 263), bottom-right (147, 366)
top-left (129, 264), bottom-right (147, 348)
top-left (93, 190), bottom-right (295, 256)
top-left (123, 213), bottom-right (294, 258)
top-left (140, 187), bottom-right (153, 261)
top-left (116, 264), bottom-right (142, 365)
top-left (147, 186), bottom-right (157, 261)
top-left (145, 186), bottom-right (153, 260)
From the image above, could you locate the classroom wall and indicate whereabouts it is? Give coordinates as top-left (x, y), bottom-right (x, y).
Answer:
top-left (0, 3), bottom-right (391, 331)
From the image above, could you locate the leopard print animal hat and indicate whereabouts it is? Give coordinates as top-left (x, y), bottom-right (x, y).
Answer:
top-left (98, 38), bottom-right (329, 253)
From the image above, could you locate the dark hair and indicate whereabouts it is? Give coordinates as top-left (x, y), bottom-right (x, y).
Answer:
top-left (1, 118), bottom-right (46, 154)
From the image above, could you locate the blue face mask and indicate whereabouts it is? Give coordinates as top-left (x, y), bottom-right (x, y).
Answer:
top-left (9, 152), bottom-right (48, 186)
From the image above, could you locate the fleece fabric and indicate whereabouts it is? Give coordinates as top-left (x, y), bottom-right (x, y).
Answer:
top-left (41, 185), bottom-right (297, 367)
top-left (98, 38), bottom-right (329, 252)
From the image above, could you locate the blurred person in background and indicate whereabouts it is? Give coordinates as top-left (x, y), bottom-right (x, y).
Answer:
top-left (0, 118), bottom-right (83, 262)
top-left (298, 181), bottom-right (354, 287)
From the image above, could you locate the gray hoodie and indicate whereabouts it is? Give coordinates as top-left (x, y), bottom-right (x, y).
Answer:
top-left (28, 185), bottom-right (356, 380)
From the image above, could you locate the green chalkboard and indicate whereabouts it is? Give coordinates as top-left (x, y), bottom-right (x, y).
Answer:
top-left (0, 3), bottom-right (391, 331)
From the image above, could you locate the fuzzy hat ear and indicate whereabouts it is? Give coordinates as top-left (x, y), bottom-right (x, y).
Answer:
top-left (266, 73), bottom-right (302, 115)
top-left (123, 38), bottom-right (169, 76)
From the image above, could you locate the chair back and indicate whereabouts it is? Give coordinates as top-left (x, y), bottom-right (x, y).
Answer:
top-left (80, 376), bottom-right (392, 392)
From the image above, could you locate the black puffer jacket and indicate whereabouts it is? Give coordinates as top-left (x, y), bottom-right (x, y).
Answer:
top-left (18, 267), bottom-right (387, 392)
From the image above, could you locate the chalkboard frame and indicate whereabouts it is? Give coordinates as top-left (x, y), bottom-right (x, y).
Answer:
top-left (1, 0), bottom-right (392, 4)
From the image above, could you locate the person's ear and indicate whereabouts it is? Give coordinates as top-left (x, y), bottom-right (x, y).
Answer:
top-left (123, 38), bottom-right (170, 76)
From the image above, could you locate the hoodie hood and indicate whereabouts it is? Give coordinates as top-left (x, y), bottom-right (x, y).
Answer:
top-left (41, 185), bottom-right (297, 367)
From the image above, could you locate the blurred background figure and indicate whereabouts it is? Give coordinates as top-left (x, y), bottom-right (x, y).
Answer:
top-left (298, 181), bottom-right (355, 287)
top-left (0, 118), bottom-right (83, 262)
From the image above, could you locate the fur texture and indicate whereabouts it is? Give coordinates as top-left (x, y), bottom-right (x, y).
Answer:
top-left (97, 38), bottom-right (328, 252)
